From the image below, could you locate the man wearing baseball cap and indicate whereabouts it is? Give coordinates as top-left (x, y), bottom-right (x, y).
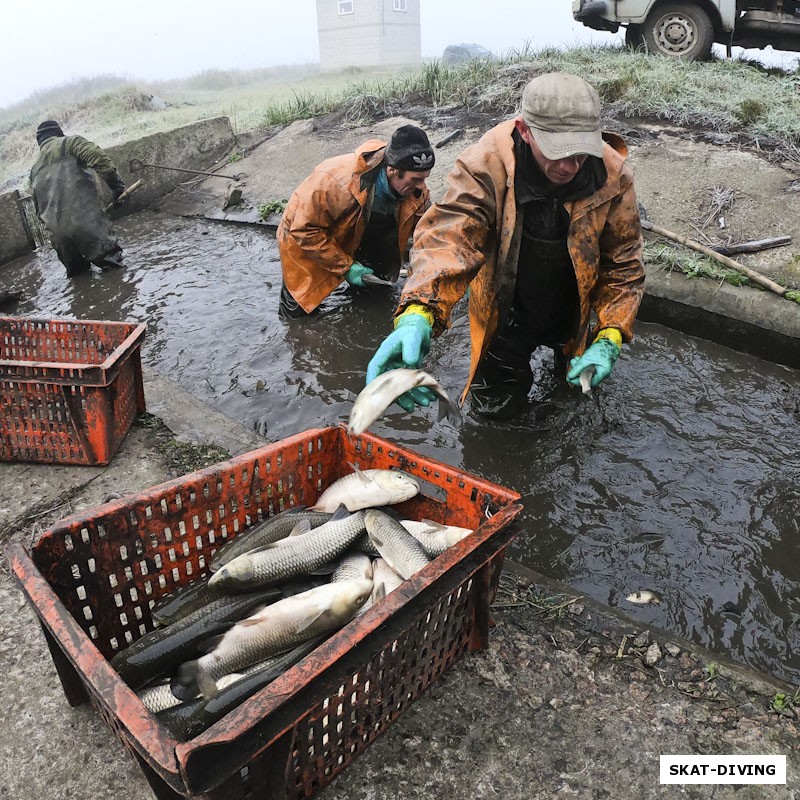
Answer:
top-left (366, 72), bottom-right (644, 419)
top-left (277, 124), bottom-right (435, 317)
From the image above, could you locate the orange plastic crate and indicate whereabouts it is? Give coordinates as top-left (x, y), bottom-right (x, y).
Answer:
top-left (0, 316), bottom-right (146, 465)
top-left (7, 426), bottom-right (522, 800)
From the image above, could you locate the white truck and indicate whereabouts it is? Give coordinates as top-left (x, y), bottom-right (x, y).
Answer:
top-left (572, 0), bottom-right (800, 60)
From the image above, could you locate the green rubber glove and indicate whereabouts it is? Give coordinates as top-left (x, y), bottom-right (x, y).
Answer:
top-left (345, 261), bottom-right (374, 287)
top-left (366, 307), bottom-right (434, 412)
top-left (566, 337), bottom-right (621, 389)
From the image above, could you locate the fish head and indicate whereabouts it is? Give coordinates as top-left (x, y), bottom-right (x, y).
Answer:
top-left (373, 470), bottom-right (420, 502)
top-left (207, 555), bottom-right (256, 589)
top-left (332, 577), bottom-right (374, 619)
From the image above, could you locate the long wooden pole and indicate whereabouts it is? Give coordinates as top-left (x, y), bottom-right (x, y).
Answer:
top-left (103, 179), bottom-right (143, 212)
top-left (641, 218), bottom-right (788, 297)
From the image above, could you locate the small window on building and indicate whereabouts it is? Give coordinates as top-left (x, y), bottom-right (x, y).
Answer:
top-left (393, 0), bottom-right (407, 10)
top-left (338, 0), bottom-right (354, 14)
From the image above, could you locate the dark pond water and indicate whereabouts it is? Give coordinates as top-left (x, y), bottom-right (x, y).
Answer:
top-left (4, 210), bottom-right (799, 686)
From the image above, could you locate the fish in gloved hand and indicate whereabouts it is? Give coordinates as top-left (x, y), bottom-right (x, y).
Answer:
top-left (348, 368), bottom-right (462, 436)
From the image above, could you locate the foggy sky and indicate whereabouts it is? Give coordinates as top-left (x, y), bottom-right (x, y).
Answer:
top-left (2, 0), bottom-right (796, 109)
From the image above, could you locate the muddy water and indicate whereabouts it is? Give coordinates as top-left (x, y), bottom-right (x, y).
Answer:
top-left (4, 210), bottom-right (800, 686)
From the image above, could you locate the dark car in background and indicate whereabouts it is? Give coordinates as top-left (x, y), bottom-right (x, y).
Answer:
top-left (441, 43), bottom-right (494, 64)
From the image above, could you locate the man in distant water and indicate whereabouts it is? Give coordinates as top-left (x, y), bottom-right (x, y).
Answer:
top-left (277, 124), bottom-right (435, 317)
top-left (30, 120), bottom-right (128, 276)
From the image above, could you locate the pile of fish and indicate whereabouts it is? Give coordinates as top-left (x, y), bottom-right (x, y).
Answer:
top-left (110, 465), bottom-right (473, 741)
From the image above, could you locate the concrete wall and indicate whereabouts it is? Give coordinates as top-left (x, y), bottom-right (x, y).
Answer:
top-left (0, 191), bottom-right (32, 264)
top-left (0, 116), bottom-right (235, 266)
top-left (317, 0), bottom-right (421, 70)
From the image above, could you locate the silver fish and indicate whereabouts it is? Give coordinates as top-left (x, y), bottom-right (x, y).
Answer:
top-left (192, 578), bottom-right (373, 698)
top-left (137, 680), bottom-right (184, 713)
top-left (364, 508), bottom-right (431, 580)
top-left (354, 519), bottom-right (472, 559)
top-left (348, 368), bottom-right (462, 436)
top-left (111, 589), bottom-right (280, 690)
top-left (398, 519), bottom-right (473, 557)
top-left (207, 507), bottom-right (367, 592)
top-left (331, 552), bottom-right (374, 584)
top-left (310, 465), bottom-right (420, 512)
top-left (209, 508), bottom-right (333, 572)
top-left (371, 557), bottom-right (404, 600)
top-left (626, 590), bottom-right (663, 605)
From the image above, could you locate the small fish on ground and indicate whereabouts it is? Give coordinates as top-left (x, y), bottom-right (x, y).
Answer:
top-left (625, 590), bottom-right (663, 605)
top-left (348, 368), bottom-right (462, 436)
top-left (310, 465), bottom-right (420, 512)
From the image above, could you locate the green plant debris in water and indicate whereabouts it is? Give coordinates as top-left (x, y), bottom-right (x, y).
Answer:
top-left (258, 198), bottom-right (288, 219)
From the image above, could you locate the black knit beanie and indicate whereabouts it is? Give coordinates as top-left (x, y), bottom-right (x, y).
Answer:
top-left (36, 120), bottom-right (64, 145)
top-left (385, 125), bottom-right (435, 172)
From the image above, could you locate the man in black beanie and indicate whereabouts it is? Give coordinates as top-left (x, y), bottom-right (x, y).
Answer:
top-left (277, 124), bottom-right (435, 317)
top-left (30, 120), bottom-right (129, 276)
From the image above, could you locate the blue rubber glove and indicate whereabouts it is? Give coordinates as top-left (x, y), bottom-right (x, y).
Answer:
top-left (345, 261), bottom-right (374, 287)
top-left (566, 333), bottom-right (621, 389)
top-left (366, 307), bottom-right (435, 412)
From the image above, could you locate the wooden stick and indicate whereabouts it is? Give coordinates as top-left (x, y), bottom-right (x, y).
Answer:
top-left (104, 178), bottom-right (143, 212)
top-left (641, 219), bottom-right (788, 297)
top-left (711, 236), bottom-right (791, 257)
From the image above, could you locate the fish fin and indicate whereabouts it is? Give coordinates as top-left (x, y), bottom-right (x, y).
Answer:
top-left (436, 394), bottom-right (463, 426)
top-left (418, 518), bottom-right (448, 532)
top-left (348, 463), bottom-right (372, 485)
top-left (371, 582), bottom-right (387, 603)
top-left (196, 632), bottom-right (227, 654)
top-left (288, 519), bottom-right (313, 537)
top-left (197, 664), bottom-right (219, 700)
top-left (294, 605), bottom-right (329, 635)
top-left (329, 503), bottom-right (353, 522)
top-left (367, 529), bottom-right (385, 549)
top-left (308, 560), bottom-right (338, 576)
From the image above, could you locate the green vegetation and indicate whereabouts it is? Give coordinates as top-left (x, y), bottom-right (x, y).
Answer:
top-left (258, 199), bottom-right (288, 219)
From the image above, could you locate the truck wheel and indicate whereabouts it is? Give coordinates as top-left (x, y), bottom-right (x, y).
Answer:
top-left (642, 2), bottom-right (714, 60)
top-left (625, 24), bottom-right (645, 52)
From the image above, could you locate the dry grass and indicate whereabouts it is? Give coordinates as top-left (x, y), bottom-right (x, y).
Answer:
top-left (4, 44), bottom-right (800, 191)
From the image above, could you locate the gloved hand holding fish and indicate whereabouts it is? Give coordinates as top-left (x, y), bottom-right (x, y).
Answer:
top-left (348, 368), bottom-right (462, 436)
top-left (107, 464), bottom-right (476, 741)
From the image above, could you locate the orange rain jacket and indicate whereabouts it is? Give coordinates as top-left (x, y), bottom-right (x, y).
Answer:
top-left (278, 140), bottom-right (431, 313)
top-left (396, 119), bottom-right (645, 402)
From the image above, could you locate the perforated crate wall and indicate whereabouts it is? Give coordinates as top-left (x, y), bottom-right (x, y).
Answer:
top-left (0, 316), bottom-right (146, 464)
top-left (8, 426), bottom-right (522, 800)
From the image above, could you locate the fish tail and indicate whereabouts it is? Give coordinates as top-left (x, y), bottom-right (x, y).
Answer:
top-left (437, 396), bottom-right (462, 426)
top-left (171, 659), bottom-right (201, 702)
top-left (197, 662), bottom-right (219, 700)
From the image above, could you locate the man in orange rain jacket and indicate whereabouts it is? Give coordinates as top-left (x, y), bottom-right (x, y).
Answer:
top-left (277, 125), bottom-right (434, 317)
top-left (366, 73), bottom-right (645, 419)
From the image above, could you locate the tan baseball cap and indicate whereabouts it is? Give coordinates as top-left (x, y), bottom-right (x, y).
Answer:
top-left (521, 72), bottom-right (604, 161)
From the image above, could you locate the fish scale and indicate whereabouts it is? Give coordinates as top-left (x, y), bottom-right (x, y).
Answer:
top-left (364, 509), bottom-right (431, 580)
top-left (209, 510), bottom-right (367, 591)
top-left (195, 579), bottom-right (372, 696)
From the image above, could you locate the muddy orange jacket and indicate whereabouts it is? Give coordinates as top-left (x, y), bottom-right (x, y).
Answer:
top-left (397, 119), bottom-right (645, 401)
top-left (278, 140), bottom-right (430, 313)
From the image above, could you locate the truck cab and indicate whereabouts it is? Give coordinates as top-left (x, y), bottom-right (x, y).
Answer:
top-left (573, 0), bottom-right (800, 60)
